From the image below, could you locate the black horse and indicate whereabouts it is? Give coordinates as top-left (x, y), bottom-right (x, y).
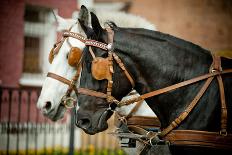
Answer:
top-left (75, 12), bottom-right (232, 154)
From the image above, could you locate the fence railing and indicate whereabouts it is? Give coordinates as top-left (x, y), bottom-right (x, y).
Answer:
top-left (0, 86), bottom-right (124, 155)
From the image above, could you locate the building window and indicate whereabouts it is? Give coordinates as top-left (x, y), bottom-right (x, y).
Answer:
top-left (23, 36), bottom-right (41, 73)
top-left (20, 5), bottom-right (56, 87)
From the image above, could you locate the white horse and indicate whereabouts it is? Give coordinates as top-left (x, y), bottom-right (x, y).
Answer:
top-left (37, 6), bottom-right (156, 121)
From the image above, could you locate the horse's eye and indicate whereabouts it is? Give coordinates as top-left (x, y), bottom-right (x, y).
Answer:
top-left (66, 53), bottom-right (69, 59)
top-left (102, 52), bottom-right (108, 58)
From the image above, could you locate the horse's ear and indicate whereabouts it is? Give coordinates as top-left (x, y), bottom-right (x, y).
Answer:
top-left (78, 19), bottom-right (93, 38)
top-left (53, 11), bottom-right (76, 32)
top-left (90, 12), bottom-right (103, 36)
top-left (78, 5), bottom-right (89, 26)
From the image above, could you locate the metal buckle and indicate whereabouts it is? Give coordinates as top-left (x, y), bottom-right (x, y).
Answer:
top-left (70, 79), bottom-right (75, 87)
top-left (61, 95), bottom-right (76, 109)
top-left (107, 43), bottom-right (114, 51)
top-left (211, 69), bottom-right (216, 73)
top-left (220, 129), bottom-right (228, 136)
top-left (118, 116), bottom-right (127, 125)
top-left (149, 136), bottom-right (158, 146)
top-left (149, 135), bottom-right (167, 146)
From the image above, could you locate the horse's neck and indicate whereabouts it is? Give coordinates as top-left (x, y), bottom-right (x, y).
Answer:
top-left (114, 29), bottom-right (216, 129)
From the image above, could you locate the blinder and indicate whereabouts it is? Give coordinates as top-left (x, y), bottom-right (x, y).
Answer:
top-left (49, 46), bottom-right (55, 64)
top-left (91, 57), bottom-right (113, 80)
top-left (49, 42), bottom-right (82, 67)
top-left (49, 38), bottom-right (66, 64)
top-left (68, 47), bottom-right (82, 67)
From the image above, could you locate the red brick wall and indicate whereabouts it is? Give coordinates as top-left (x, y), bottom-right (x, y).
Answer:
top-left (0, 0), bottom-right (78, 87)
top-left (25, 0), bottom-right (78, 18)
top-left (130, 0), bottom-right (232, 51)
top-left (0, 0), bottom-right (24, 87)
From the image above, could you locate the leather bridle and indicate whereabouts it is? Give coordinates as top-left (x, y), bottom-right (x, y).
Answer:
top-left (77, 28), bottom-right (135, 107)
top-left (47, 23), bottom-right (86, 108)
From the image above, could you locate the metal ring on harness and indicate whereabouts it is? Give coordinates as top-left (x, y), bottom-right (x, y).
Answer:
top-left (61, 95), bottom-right (76, 109)
top-left (149, 134), bottom-right (161, 146)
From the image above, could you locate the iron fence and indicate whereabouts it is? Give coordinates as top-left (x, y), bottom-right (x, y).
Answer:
top-left (0, 86), bottom-right (124, 155)
top-left (0, 86), bottom-right (73, 154)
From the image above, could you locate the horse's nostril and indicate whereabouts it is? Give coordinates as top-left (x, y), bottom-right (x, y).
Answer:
top-left (78, 118), bottom-right (91, 129)
top-left (44, 101), bottom-right (52, 111)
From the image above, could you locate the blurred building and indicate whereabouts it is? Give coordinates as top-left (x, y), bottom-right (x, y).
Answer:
top-left (0, 0), bottom-right (231, 153)
top-left (1, 0), bottom-right (231, 88)
top-left (0, 0), bottom-right (78, 88)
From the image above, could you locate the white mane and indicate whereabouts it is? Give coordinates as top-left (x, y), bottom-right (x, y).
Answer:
top-left (95, 11), bottom-right (155, 30)
top-left (57, 11), bottom-right (156, 31)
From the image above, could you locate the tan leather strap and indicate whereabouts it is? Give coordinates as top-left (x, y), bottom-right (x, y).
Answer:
top-left (217, 75), bottom-right (227, 135)
top-left (114, 96), bottom-right (160, 128)
top-left (211, 54), bottom-right (228, 135)
top-left (47, 72), bottom-right (79, 96)
top-left (128, 125), bottom-right (157, 139)
top-left (159, 77), bottom-right (214, 137)
top-left (106, 27), bottom-right (114, 45)
top-left (114, 112), bottom-right (160, 128)
top-left (164, 130), bottom-right (232, 149)
top-left (106, 52), bottom-right (114, 102)
top-left (125, 100), bottom-right (144, 119)
top-left (78, 87), bottom-right (107, 99)
top-left (127, 116), bottom-right (160, 127)
top-left (47, 58), bottom-right (82, 95)
top-left (52, 38), bottom-right (66, 56)
top-left (47, 72), bottom-right (72, 86)
top-left (112, 53), bottom-right (135, 88)
top-left (211, 54), bottom-right (222, 72)
top-left (118, 69), bottom-right (232, 107)
top-left (89, 46), bottom-right (96, 59)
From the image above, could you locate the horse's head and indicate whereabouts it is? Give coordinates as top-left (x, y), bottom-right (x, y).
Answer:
top-left (76, 12), bottom-right (134, 134)
top-left (37, 6), bottom-right (90, 121)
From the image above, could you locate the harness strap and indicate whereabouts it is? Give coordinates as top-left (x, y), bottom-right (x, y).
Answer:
top-left (217, 75), bottom-right (227, 135)
top-left (112, 53), bottom-right (135, 88)
top-left (52, 38), bottom-right (66, 56)
top-left (47, 60), bottom-right (82, 109)
top-left (159, 76), bottom-right (214, 137)
top-left (47, 72), bottom-right (72, 86)
top-left (118, 69), bottom-right (232, 107)
top-left (125, 100), bottom-right (144, 119)
top-left (211, 54), bottom-right (228, 135)
top-left (78, 87), bottom-right (108, 99)
top-left (114, 112), bottom-right (160, 128)
top-left (164, 130), bottom-right (232, 149)
top-left (47, 72), bottom-right (78, 96)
